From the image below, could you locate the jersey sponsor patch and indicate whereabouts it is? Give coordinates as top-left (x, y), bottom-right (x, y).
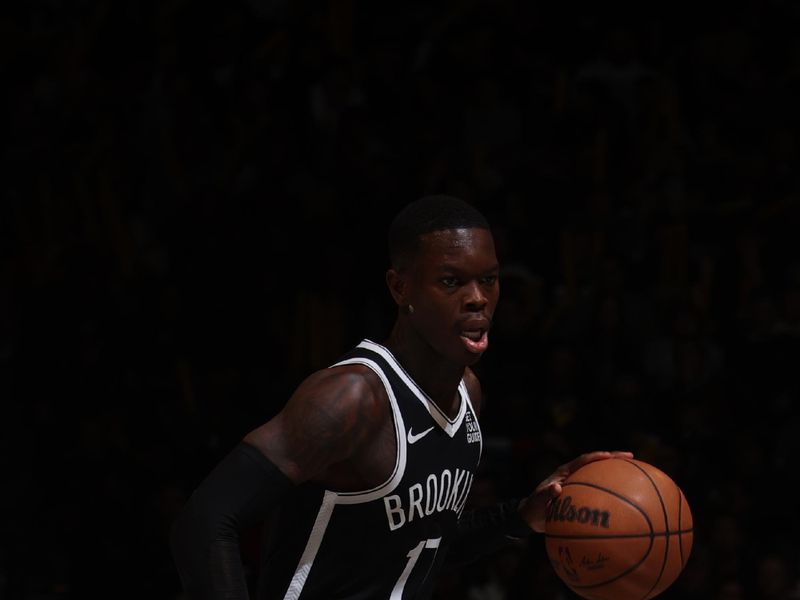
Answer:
top-left (465, 411), bottom-right (481, 444)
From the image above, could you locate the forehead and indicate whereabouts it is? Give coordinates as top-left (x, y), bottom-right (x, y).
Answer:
top-left (415, 228), bottom-right (497, 267)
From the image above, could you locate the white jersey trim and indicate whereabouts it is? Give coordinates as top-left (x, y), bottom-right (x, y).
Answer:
top-left (358, 339), bottom-right (467, 438)
top-left (327, 357), bottom-right (407, 503)
top-left (283, 490), bottom-right (337, 600)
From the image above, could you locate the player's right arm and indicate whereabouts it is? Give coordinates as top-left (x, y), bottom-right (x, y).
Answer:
top-left (169, 365), bottom-right (385, 600)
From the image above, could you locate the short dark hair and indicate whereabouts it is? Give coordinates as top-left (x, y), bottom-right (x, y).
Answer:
top-left (388, 195), bottom-right (490, 268)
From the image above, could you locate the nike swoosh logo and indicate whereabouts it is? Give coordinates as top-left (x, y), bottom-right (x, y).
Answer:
top-left (407, 426), bottom-right (435, 445)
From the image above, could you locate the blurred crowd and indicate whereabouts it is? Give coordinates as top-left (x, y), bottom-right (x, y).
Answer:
top-left (4, 0), bottom-right (800, 598)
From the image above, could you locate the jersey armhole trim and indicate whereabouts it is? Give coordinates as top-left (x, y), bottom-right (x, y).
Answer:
top-left (327, 357), bottom-right (407, 504)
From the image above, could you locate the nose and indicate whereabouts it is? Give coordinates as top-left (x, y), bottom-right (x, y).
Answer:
top-left (463, 280), bottom-right (488, 311)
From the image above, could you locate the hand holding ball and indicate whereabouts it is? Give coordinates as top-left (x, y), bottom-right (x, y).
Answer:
top-left (544, 458), bottom-right (693, 600)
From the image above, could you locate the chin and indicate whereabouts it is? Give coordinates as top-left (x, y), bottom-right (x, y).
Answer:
top-left (463, 349), bottom-right (485, 365)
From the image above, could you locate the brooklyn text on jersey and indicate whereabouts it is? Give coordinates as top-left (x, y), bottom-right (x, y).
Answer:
top-left (384, 467), bottom-right (475, 531)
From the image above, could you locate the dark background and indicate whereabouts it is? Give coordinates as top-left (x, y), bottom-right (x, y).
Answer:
top-left (4, 1), bottom-right (800, 598)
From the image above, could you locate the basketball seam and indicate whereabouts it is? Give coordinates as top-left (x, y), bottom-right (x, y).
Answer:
top-left (545, 529), bottom-right (693, 541)
top-left (626, 459), bottom-right (670, 600)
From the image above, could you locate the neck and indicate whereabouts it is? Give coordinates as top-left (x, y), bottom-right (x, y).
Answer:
top-left (383, 322), bottom-right (465, 418)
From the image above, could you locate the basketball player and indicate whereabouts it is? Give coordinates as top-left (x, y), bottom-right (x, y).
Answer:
top-left (170, 195), bottom-right (632, 599)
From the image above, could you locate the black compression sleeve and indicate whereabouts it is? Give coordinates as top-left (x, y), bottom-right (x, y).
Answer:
top-left (170, 442), bottom-right (294, 600)
top-left (444, 498), bottom-right (534, 568)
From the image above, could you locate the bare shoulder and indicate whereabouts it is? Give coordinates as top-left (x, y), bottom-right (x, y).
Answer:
top-left (244, 363), bottom-right (389, 483)
top-left (462, 367), bottom-right (483, 417)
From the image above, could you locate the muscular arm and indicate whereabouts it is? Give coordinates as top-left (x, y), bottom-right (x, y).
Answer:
top-left (170, 365), bottom-right (386, 600)
top-left (244, 366), bottom-right (388, 488)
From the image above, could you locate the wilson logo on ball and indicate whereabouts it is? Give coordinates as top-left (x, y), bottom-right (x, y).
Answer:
top-left (546, 495), bottom-right (610, 528)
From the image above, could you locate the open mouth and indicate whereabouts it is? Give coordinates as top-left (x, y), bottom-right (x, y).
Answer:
top-left (461, 330), bottom-right (484, 341)
top-left (460, 329), bottom-right (489, 353)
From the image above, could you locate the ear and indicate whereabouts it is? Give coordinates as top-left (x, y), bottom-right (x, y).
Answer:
top-left (386, 268), bottom-right (407, 307)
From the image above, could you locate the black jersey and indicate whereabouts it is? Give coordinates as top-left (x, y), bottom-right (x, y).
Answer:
top-left (257, 339), bottom-right (483, 599)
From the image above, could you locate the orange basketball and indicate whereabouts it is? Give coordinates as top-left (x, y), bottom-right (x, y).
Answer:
top-left (544, 458), bottom-right (693, 600)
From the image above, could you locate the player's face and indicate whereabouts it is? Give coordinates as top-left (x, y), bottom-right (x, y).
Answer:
top-left (408, 228), bottom-right (500, 365)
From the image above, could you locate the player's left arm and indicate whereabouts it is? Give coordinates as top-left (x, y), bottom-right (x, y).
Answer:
top-left (446, 371), bottom-right (632, 567)
top-left (444, 369), bottom-right (532, 567)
